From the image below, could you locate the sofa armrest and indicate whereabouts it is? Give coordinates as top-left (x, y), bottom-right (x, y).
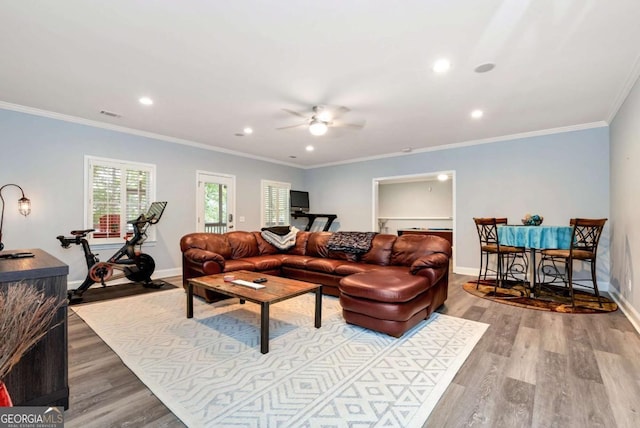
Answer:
top-left (183, 248), bottom-right (225, 273)
top-left (410, 252), bottom-right (449, 274)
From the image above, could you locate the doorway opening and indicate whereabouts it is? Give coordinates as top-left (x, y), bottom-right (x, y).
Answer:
top-left (372, 171), bottom-right (456, 268)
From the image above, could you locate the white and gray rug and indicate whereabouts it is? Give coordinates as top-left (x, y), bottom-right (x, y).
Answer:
top-left (72, 289), bottom-right (487, 427)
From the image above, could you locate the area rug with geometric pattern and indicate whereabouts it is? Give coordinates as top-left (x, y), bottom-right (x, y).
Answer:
top-left (72, 289), bottom-right (487, 427)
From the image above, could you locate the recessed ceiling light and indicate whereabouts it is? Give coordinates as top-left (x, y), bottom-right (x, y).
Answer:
top-left (306, 145), bottom-right (314, 152)
top-left (432, 59), bottom-right (451, 73)
top-left (139, 97), bottom-right (153, 106)
top-left (243, 127), bottom-right (253, 135)
top-left (474, 63), bottom-right (495, 73)
top-left (471, 109), bottom-right (484, 119)
top-left (437, 174), bottom-right (449, 181)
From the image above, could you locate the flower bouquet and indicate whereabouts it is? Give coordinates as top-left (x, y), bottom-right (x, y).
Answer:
top-left (522, 213), bottom-right (543, 226)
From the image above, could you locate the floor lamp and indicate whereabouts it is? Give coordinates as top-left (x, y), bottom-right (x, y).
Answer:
top-left (0, 184), bottom-right (32, 251)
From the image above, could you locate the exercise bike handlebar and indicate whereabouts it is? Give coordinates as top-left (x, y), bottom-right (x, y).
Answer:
top-left (57, 229), bottom-right (95, 248)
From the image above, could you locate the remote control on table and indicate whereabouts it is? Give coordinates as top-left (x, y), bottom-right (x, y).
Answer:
top-left (0, 252), bottom-right (35, 259)
top-left (231, 279), bottom-right (265, 289)
top-left (253, 278), bottom-right (268, 283)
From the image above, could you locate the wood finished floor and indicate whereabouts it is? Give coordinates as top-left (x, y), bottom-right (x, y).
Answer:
top-left (64, 274), bottom-right (640, 428)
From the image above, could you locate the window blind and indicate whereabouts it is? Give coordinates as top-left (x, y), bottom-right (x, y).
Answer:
top-left (261, 180), bottom-right (290, 227)
top-left (87, 156), bottom-right (155, 243)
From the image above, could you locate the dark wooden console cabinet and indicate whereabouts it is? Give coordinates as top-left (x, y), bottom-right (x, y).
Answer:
top-left (0, 249), bottom-right (69, 409)
top-left (291, 212), bottom-right (337, 231)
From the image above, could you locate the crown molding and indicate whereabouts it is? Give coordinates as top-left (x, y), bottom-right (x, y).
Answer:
top-left (1, 101), bottom-right (609, 171)
top-left (607, 52), bottom-right (640, 123)
top-left (0, 101), bottom-right (303, 169)
top-left (307, 121), bottom-right (609, 169)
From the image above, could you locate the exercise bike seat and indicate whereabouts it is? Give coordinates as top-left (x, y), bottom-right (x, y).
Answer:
top-left (70, 229), bottom-right (95, 236)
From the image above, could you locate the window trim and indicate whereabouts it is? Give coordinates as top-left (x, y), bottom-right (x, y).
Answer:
top-left (260, 179), bottom-right (291, 227)
top-left (84, 155), bottom-right (157, 246)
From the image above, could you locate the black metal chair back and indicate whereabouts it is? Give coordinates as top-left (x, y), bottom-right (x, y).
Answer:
top-left (569, 218), bottom-right (606, 257)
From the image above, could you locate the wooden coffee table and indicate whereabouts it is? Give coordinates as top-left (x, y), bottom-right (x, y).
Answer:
top-left (187, 270), bottom-right (322, 354)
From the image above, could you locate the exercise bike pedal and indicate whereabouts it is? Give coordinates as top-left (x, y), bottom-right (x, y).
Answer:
top-left (67, 291), bottom-right (84, 304)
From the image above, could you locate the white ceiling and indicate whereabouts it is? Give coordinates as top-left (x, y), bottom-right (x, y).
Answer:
top-left (1, 1), bottom-right (639, 168)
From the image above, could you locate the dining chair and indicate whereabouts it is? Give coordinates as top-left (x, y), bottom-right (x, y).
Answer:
top-left (539, 218), bottom-right (607, 307)
top-left (473, 217), bottom-right (527, 293)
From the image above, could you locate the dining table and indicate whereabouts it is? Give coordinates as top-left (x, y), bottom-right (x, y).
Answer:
top-left (498, 225), bottom-right (573, 296)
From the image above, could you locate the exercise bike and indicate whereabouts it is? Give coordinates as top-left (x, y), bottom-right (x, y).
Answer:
top-left (57, 201), bottom-right (167, 303)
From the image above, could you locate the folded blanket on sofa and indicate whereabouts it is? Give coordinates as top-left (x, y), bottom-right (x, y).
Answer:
top-left (261, 226), bottom-right (299, 250)
top-left (327, 231), bottom-right (377, 254)
top-left (260, 225), bottom-right (292, 236)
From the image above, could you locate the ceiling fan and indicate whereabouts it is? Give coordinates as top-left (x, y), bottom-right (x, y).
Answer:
top-left (277, 105), bottom-right (365, 136)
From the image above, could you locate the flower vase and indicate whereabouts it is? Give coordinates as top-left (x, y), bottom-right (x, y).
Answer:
top-left (0, 381), bottom-right (13, 407)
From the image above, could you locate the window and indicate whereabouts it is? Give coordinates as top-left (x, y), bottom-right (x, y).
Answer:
top-left (86, 156), bottom-right (156, 244)
top-left (261, 180), bottom-right (290, 227)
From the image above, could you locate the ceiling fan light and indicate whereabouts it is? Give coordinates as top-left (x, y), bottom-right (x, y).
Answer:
top-left (316, 112), bottom-right (332, 123)
top-left (309, 120), bottom-right (328, 136)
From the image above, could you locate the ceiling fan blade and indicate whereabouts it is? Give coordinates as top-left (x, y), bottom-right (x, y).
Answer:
top-left (276, 122), bottom-right (307, 130)
top-left (282, 108), bottom-right (308, 119)
top-left (332, 120), bottom-right (366, 130)
top-left (332, 106), bottom-right (351, 119)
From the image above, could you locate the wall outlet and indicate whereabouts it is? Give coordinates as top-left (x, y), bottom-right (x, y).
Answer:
top-left (239, 216), bottom-right (245, 222)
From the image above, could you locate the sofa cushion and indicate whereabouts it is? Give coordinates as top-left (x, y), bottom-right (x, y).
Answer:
top-left (236, 255), bottom-right (284, 271)
top-left (410, 252), bottom-right (450, 272)
top-left (328, 249), bottom-right (359, 262)
top-left (280, 254), bottom-right (316, 269)
top-left (182, 248), bottom-right (225, 265)
top-left (340, 290), bottom-right (432, 321)
top-left (223, 259), bottom-right (256, 272)
top-left (305, 258), bottom-right (351, 274)
top-left (180, 233), bottom-right (232, 259)
top-left (390, 234), bottom-right (451, 266)
top-left (288, 231), bottom-right (311, 255)
top-left (360, 234), bottom-right (396, 266)
top-left (334, 262), bottom-right (383, 276)
top-left (306, 232), bottom-right (332, 257)
top-left (252, 232), bottom-right (279, 255)
top-left (339, 270), bottom-right (429, 303)
top-left (227, 231), bottom-right (260, 259)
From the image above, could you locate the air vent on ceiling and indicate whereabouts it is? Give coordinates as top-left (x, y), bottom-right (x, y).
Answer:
top-left (100, 110), bottom-right (122, 118)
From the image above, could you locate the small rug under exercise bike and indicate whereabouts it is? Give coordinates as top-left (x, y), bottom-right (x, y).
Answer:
top-left (463, 280), bottom-right (617, 314)
top-left (69, 279), bottom-right (176, 305)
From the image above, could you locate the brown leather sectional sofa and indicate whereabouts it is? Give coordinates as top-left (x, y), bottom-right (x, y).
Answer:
top-left (180, 230), bottom-right (452, 337)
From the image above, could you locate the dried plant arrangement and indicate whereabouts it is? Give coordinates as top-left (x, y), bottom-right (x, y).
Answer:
top-left (0, 283), bottom-right (64, 380)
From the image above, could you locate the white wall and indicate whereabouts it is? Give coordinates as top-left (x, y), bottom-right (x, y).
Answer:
top-left (378, 180), bottom-right (453, 234)
top-left (610, 73), bottom-right (640, 329)
top-left (0, 109), bottom-right (304, 283)
top-left (303, 127), bottom-right (610, 279)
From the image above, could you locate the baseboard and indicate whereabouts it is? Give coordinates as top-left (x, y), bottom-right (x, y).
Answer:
top-left (454, 266), bottom-right (478, 276)
top-left (609, 288), bottom-right (640, 335)
top-left (67, 267), bottom-right (182, 290)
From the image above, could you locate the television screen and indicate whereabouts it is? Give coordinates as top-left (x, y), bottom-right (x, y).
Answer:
top-left (290, 190), bottom-right (310, 213)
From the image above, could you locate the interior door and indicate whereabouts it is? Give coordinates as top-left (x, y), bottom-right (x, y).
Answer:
top-left (196, 171), bottom-right (235, 233)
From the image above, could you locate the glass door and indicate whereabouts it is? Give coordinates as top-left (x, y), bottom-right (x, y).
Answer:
top-left (196, 171), bottom-right (235, 233)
